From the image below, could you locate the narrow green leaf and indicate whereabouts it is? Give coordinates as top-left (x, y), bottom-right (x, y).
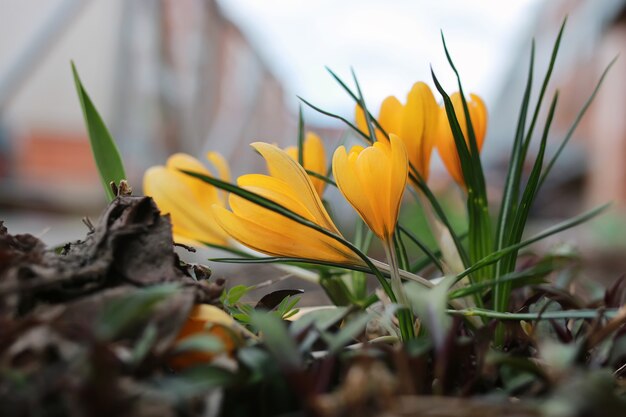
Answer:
top-left (289, 306), bottom-right (350, 336)
top-left (298, 96), bottom-right (370, 142)
top-left (351, 68), bottom-right (377, 142)
top-left (406, 277), bottom-right (455, 350)
top-left (539, 55), bottom-right (617, 188)
top-left (250, 311), bottom-right (302, 368)
top-left (297, 104), bottom-right (305, 165)
top-left (495, 41), bottom-right (535, 258)
top-left (456, 204), bottom-right (609, 282)
top-left (325, 312), bottom-right (371, 353)
top-left (174, 334), bottom-right (225, 354)
top-left (397, 224), bottom-right (443, 272)
top-left (521, 18), bottom-right (567, 160)
top-left (96, 283), bottom-right (180, 340)
top-left (72, 62), bottom-right (126, 201)
top-left (495, 92), bottom-right (559, 313)
top-left (449, 256), bottom-right (566, 300)
top-left (447, 308), bottom-right (619, 321)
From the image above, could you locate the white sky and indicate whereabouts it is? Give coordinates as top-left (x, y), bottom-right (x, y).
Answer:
top-left (218, 0), bottom-right (542, 125)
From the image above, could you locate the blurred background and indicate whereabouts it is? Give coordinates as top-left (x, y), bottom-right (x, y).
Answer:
top-left (1, 0), bottom-right (626, 295)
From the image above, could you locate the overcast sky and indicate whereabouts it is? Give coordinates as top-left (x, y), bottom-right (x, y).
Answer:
top-left (218, 0), bottom-right (542, 125)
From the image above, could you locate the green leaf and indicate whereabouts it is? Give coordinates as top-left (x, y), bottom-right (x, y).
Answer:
top-left (173, 334), bottom-right (225, 354)
top-left (71, 62), bottom-right (126, 201)
top-left (250, 311), bottom-right (302, 369)
top-left (289, 306), bottom-right (350, 336)
top-left (449, 255), bottom-right (565, 300)
top-left (325, 312), bottom-right (371, 353)
top-left (447, 308), bottom-right (620, 321)
top-left (96, 283), bottom-right (180, 340)
top-left (130, 323), bottom-right (158, 365)
top-left (539, 55), bottom-right (617, 187)
top-left (455, 204), bottom-right (609, 283)
top-left (153, 365), bottom-right (236, 398)
top-left (297, 105), bottom-right (305, 165)
top-left (225, 284), bottom-right (252, 305)
top-left (494, 92), bottom-right (559, 313)
top-left (406, 276), bottom-right (455, 350)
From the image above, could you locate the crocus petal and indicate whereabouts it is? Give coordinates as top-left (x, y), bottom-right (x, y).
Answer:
top-left (251, 142), bottom-right (339, 234)
top-left (333, 136), bottom-right (408, 241)
top-left (212, 205), bottom-right (359, 265)
top-left (236, 174), bottom-right (317, 223)
top-left (143, 166), bottom-right (228, 245)
top-left (356, 82), bottom-right (438, 186)
top-left (388, 135), bottom-right (409, 230)
top-left (166, 153), bottom-right (220, 210)
top-left (302, 132), bottom-right (327, 196)
top-left (437, 92), bottom-right (488, 187)
top-left (377, 96), bottom-right (404, 139)
top-left (211, 142), bottom-right (362, 266)
top-left (284, 132), bottom-right (327, 196)
top-left (333, 146), bottom-right (380, 234)
top-left (144, 151), bottom-right (232, 246)
top-left (403, 82), bottom-right (438, 181)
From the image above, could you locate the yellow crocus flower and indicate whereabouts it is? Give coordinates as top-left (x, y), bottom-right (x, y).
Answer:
top-left (143, 152), bottom-right (231, 246)
top-left (169, 304), bottom-right (241, 370)
top-left (284, 132), bottom-right (327, 196)
top-left (332, 134), bottom-right (410, 307)
top-left (355, 82), bottom-right (439, 181)
top-left (436, 92), bottom-right (488, 187)
top-left (212, 142), bottom-right (363, 266)
top-left (332, 134), bottom-right (408, 241)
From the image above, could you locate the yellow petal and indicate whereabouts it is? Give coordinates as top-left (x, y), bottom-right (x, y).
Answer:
top-left (212, 205), bottom-right (360, 265)
top-left (355, 143), bottom-right (391, 238)
top-left (234, 174), bottom-right (317, 223)
top-left (388, 134), bottom-right (409, 231)
top-left (378, 96), bottom-right (404, 139)
top-left (403, 82), bottom-right (438, 181)
top-left (333, 146), bottom-right (380, 235)
top-left (333, 137), bottom-right (408, 241)
top-left (303, 132), bottom-right (327, 196)
top-left (250, 142), bottom-right (338, 234)
top-left (143, 166), bottom-right (227, 245)
top-left (206, 151), bottom-right (232, 205)
top-left (206, 152), bottom-right (231, 182)
top-left (284, 133), bottom-right (327, 196)
top-left (166, 153), bottom-right (220, 209)
top-left (437, 93), bottom-right (488, 187)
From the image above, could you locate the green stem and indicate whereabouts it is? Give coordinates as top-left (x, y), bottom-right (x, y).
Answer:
top-left (447, 308), bottom-right (620, 321)
top-left (383, 238), bottom-right (415, 340)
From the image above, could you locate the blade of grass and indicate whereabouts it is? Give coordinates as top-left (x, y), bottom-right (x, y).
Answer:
top-left (539, 55), bottom-right (617, 188)
top-left (297, 105), bottom-right (305, 165)
top-left (495, 92), bottom-right (559, 318)
top-left (72, 62), bottom-right (126, 201)
top-left (456, 203), bottom-right (609, 282)
top-left (447, 308), bottom-right (619, 321)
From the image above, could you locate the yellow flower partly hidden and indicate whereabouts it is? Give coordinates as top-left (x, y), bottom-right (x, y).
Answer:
top-left (143, 152), bottom-right (231, 246)
top-left (284, 132), bottom-right (327, 196)
top-left (436, 92), bottom-right (488, 187)
top-left (169, 304), bottom-right (241, 370)
top-left (355, 82), bottom-right (439, 181)
top-left (212, 142), bottom-right (362, 266)
top-left (332, 135), bottom-right (409, 241)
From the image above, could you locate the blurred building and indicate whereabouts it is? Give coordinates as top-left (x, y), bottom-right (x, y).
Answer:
top-left (0, 0), bottom-right (293, 214)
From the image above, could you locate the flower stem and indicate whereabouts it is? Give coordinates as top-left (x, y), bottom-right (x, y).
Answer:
top-left (383, 238), bottom-right (415, 340)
